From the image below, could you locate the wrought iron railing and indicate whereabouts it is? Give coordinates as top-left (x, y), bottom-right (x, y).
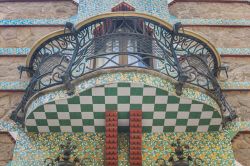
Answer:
top-left (11, 16), bottom-right (236, 124)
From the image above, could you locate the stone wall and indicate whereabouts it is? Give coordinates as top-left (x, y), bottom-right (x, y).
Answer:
top-left (232, 132), bottom-right (250, 166)
top-left (0, 26), bottom-right (63, 48)
top-left (0, 92), bottom-right (24, 120)
top-left (0, 1), bottom-right (77, 19)
top-left (225, 91), bottom-right (250, 121)
top-left (184, 26), bottom-right (250, 48)
top-left (0, 133), bottom-right (15, 166)
top-left (169, 2), bottom-right (250, 19)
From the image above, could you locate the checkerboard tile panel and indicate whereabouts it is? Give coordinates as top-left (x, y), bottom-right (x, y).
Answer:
top-left (25, 83), bottom-right (222, 132)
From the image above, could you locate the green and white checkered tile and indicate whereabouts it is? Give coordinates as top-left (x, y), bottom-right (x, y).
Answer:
top-left (25, 83), bottom-right (222, 132)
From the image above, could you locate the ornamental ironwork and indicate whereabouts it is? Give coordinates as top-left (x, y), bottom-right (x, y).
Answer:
top-left (156, 139), bottom-right (203, 166)
top-left (11, 15), bottom-right (236, 124)
top-left (44, 140), bottom-right (92, 166)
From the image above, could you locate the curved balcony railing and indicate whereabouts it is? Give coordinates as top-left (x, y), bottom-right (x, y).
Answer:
top-left (11, 15), bottom-right (236, 124)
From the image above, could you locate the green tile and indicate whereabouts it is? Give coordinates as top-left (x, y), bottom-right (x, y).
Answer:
top-left (179, 104), bottom-right (191, 112)
top-left (45, 112), bottom-right (58, 119)
top-left (56, 105), bottom-right (69, 112)
top-left (95, 126), bottom-right (105, 132)
top-left (36, 119), bottom-right (48, 126)
top-left (106, 104), bottom-right (117, 110)
top-left (192, 100), bottom-right (200, 104)
top-left (72, 126), bottom-right (83, 132)
top-left (35, 106), bottom-right (45, 112)
top-left (105, 88), bottom-right (117, 96)
top-left (92, 96), bottom-right (105, 104)
top-left (142, 126), bottom-right (152, 132)
top-left (212, 111), bottom-right (221, 118)
top-left (202, 104), bottom-right (214, 111)
top-left (118, 96), bottom-right (130, 104)
top-left (130, 104), bottom-right (142, 110)
top-left (176, 119), bottom-right (188, 126)
top-left (165, 112), bottom-right (177, 119)
top-left (143, 96), bottom-right (155, 104)
top-left (142, 112), bottom-right (153, 119)
top-left (69, 112), bottom-right (82, 119)
top-left (156, 88), bottom-right (168, 96)
top-left (117, 83), bottom-right (130, 87)
top-left (27, 113), bottom-right (35, 119)
top-left (153, 119), bottom-right (164, 126)
top-left (199, 119), bottom-right (211, 125)
top-left (118, 112), bottom-right (129, 119)
top-left (59, 120), bottom-right (71, 126)
top-left (208, 125), bottom-right (220, 131)
top-left (83, 119), bottom-right (94, 125)
top-left (68, 97), bottom-right (80, 104)
top-left (80, 89), bottom-right (92, 96)
top-left (81, 104), bottom-right (93, 112)
top-left (167, 96), bottom-right (180, 103)
top-left (189, 112), bottom-right (201, 119)
top-left (49, 126), bottom-right (61, 132)
top-left (118, 126), bottom-right (129, 133)
top-left (163, 126), bottom-right (175, 132)
top-left (154, 104), bottom-right (167, 112)
top-left (94, 112), bottom-right (105, 119)
top-left (130, 88), bottom-right (143, 96)
top-left (186, 126), bottom-right (198, 132)
top-left (26, 126), bottom-right (39, 132)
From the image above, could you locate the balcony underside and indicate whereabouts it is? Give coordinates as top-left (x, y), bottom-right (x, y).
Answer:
top-left (25, 69), bottom-right (222, 132)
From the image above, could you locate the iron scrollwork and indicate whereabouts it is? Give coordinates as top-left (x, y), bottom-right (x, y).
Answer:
top-left (12, 16), bottom-right (236, 124)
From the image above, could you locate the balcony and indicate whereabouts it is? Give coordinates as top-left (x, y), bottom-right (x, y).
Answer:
top-left (11, 13), bottom-right (236, 132)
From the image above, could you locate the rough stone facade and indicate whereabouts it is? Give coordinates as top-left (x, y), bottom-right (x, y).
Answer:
top-left (0, 133), bottom-right (15, 166)
top-left (0, 26), bottom-right (63, 48)
top-left (0, 1), bottom-right (77, 19)
top-left (0, 92), bottom-right (23, 120)
top-left (184, 26), bottom-right (250, 48)
top-left (169, 2), bottom-right (250, 19)
top-left (232, 132), bottom-right (250, 166)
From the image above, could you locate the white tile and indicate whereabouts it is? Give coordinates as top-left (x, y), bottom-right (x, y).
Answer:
top-left (210, 118), bottom-right (222, 125)
top-left (117, 87), bottom-right (130, 96)
top-left (94, 119), bottom-right (105, 126)
top-left (83, 126), bottom-right (95, 132)
top-left (166, 104), bottom-right (179, 112)
top-left (190, 104), bottom-right (203, 112)
top-left (57, 112), bottom-right (70, 119)
top-left (197, 125), bottom-right (209, 132)
top-left (55, 99), bottom-right (68, 104)
top-left (25, 119), bottom-right (37, 126)
top-left (117, 104), bottom-right (130, 112)
top-left (71, 119), bottom-right (83, 126)
top-left (174, 126), bottom-right (186, 132)
top-left (118, 119), bottom-right (129, 126)
top-left (81, 112), bottom-right (94, 119)
top-left (177, 112), bottom-right (189, 119)
top-left (93, 104), bottom-right (106, 112)
top-left (153, 112), bottom-right (166, 119)
top-left (33, 112), bottom-right (46, 119)
top-left (200, 111), bottom-right (213, 119)
top-left (142, 119), bottom-right (153, 126)
top-left (44, 104), bottom-right (57, 112)
top-left (60, 126), bottom-right (72, 132)
top-left (79, 96), bottom-right (93, 104)
top-left (130, 96), bottom-right (143, 104)
top-left (68, 104), bottom-right (81, 112)
top-left (105, 96), bottom-right (117, 104)
top-left (38, 126), bottom-right (50, 132)
top-left (155, 96), bottom-right (168, 104)
top-left (179, 98), bottom-right (192, 104)
top-left (187, 119), bottom-right (199, 126)
top-left (152, 126), bottom-right (164, 133)
top-left (47, 119), bottom-right (60, 126)
top-left (92, 87), bottom-right (105, 96)
top-left (164, 119), bottom-right (176, 126)
top-left (142, 104), bottom-right (154, 112)
top-left (143, 87), bottom-right (156, 96)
